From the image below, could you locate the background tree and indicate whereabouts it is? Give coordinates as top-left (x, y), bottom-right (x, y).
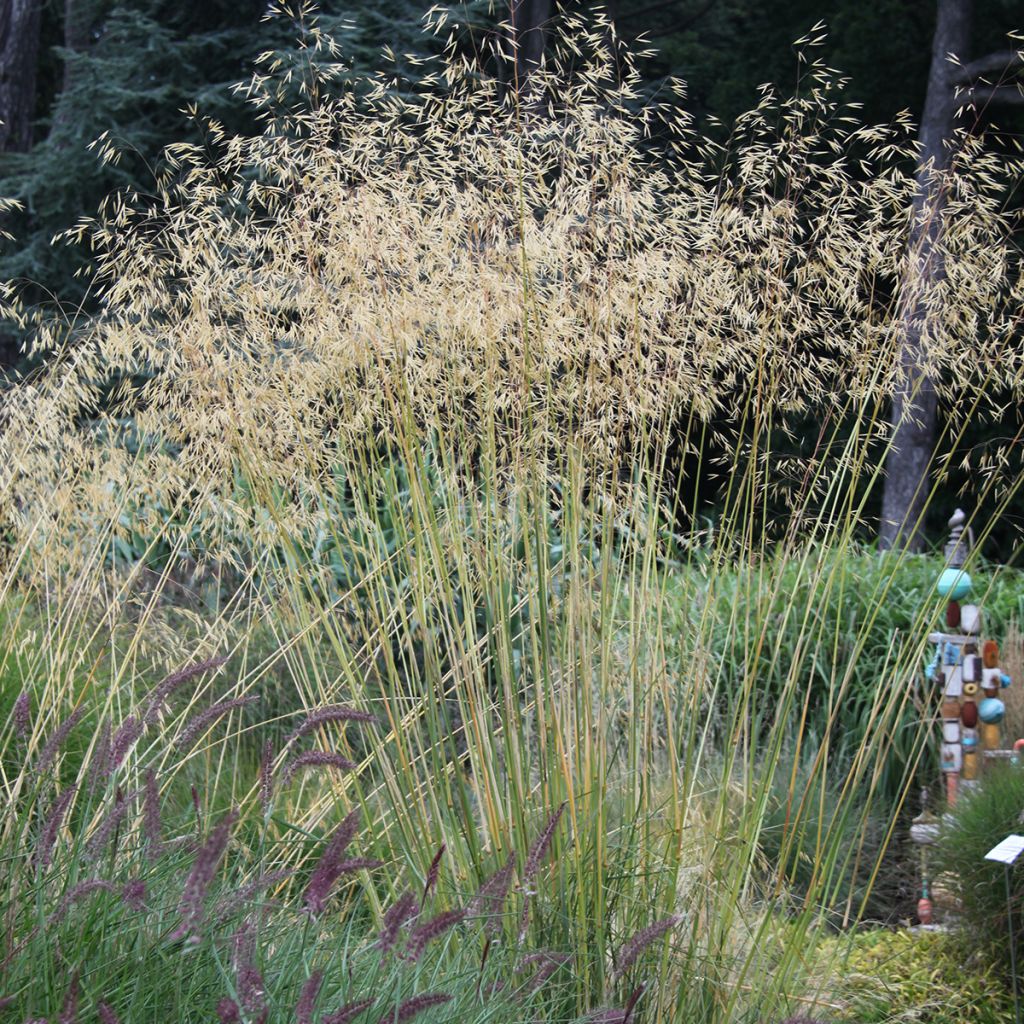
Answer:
top-left (0, 0), bottom-right (43, 154)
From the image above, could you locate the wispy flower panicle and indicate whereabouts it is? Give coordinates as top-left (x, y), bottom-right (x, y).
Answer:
top-left (110, 716), bottom-right (142, 771)
top-left (170, 808), bottom-right (237, 942)
top-left (87, 723), bottom-right (112, 789)
top-left (36, 707), bottom-right (86, 774)
top-left (467, 853), bottom-right (515, 935)
top-left (303, 808), bottom-right (362, 915)
top-left (217, 869), bottom-right (293, 917)
top-left (39, 784), bottom-right (77, 869)
top-left (376, 890), bottom-right (420, 954)
top-left (322, 998), bottom-right (374, 1024)
top-left (58, 971), bottom-right (79, 1024)
top-left (403, 909), bottom-right (465, 961)
top-left (177, 697), bottom-right (258, 750)
top-left (422, 845), bottom-right (445, 901)
top-left (259, 740), bottom-right (274, 811)
top-left (518, 950), bottom-right (571, 994)
top-left (613, 917), bottom-right (679, 979)
top-left (85, 787), bottom-right (132, 861)
top-left (295, 970), bottom-right (324, 1024)
top-left (522, 803), bottom-right (566, 885)
top-left (144, 655), bottom-right (229, 726)
top-left (97, 1004), bottom-right (120, 1024)
top-left (232, 923), bottom-right (268, 1022)
top-left (381, 993), bottom-right (452, 1023)
top-left (286, 705), bottom-right (376, 746)
top-left (216, 998), bottom-right (241, 1024)
top-left (283, 750), bottom-right (358, 781)
top-left (121, 879), bottom-right (146, 912)
top-left (50, 880), bottom-right (116, 925)
top-left (13, 691), bottom-right (30, 739)
top-left (143, 769), bottom-right (163, 860)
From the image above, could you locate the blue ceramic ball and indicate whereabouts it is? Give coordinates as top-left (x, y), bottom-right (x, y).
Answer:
top-left (937, 568), bottom-right (972, 600)
top-left (979, 698), bottom-right (1006, 724)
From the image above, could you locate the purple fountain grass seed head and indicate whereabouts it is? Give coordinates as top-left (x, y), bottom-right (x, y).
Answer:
top-left (283, 751), bottom-right (358, 781)
top-left (377, 890), bottom-right (420, 953)
top-left (50, 880), bottom-right (116, 925)
top-left (36, 706), bottom-right (86, 775)
top-left (423, 844), bottom-right (445, 901)
top-left (522, 803), bottom-right (566, 887)
top-left (84, 788), bottom-right (133, 861)
top-left (144, 655), bottom-right (229, 726)
top-left (613, 917), bottom-right (680, 979)
top-left (39, 785), bottom-right (77, 869)
top-left (303, 808), bottom-right (362, 915)
top-left (13, 691), bottom-right (30, 739)
top-left (217, 998), bottom-right (242, 1024)
top-left (177, 697), bottom-right (258, 750)
top-left (467, 853), bottom-right (515, 935)
top-left (322, 998), bottom-right (374, 1024)
top-left (295, 970), bottom-right (324, 1024)
top-left (259, 740), bottom-right (274, 811)
top-left (87, 723), bottom-right (113, 788)
top-left (121, 879), bottom-right (147, 912)
top-left (404, 909), bottom-right (466, 961)
top-left (110, 716), bottom-right (143, 771)
top-left (285, 705), bottom-right (376, 746)
top-left (381, 993), bottom-right (452, 1024)
top-left (143, 769), bottom-right (163, 860)
top-left (58, 971), bottom-right (79, 1024)
top-left (97, 1003), bottom-right (120, 1024)
top-left (217, 868), bottom-right (294, 917)
top-left (170, 808), bottom-right (237, 942)
top-left (0, 997), bottom-right (14, 1011)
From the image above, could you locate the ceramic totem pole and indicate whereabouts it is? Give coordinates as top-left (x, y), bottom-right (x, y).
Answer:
top-left (912, 509), bottom-right (1014, 925)
top-left (924, 509), bottom-right (1012, 806)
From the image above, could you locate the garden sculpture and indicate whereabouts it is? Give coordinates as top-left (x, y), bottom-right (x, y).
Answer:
top-left (911, 508), bottom-right (1015, 925)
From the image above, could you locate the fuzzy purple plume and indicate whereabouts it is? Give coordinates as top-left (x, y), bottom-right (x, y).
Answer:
top-left (58, 972), bottom-right (79, 1024)
top-left (170, 808), bottom-right (237, 942)
top-left (13, 691), bottom-right (30, 739)
top-left (87, 723), bottom-right (112, 789)
top-left (283, 751), bottom-right (358, 781)
top-left (216, 998), bottom-right (241, 1024)
top-left (466, 853), bottom-right (515, 935)
top-left (230, 920), bottom-right (268, 1021)
top-left (295, 970), bottom-right (324, 1024)
top-left (259, 740), bottom-right (274, 812)
top-left (143, 769), bottom-right (163, 860)
top-left (422, 845), bottom-right (445, 901)
top-left (97, 1003), bottom-right (120, 1024)
top-left (322, 998), bottom-right (374, 1024)
top-left (85, 788), bottom-right (132, 861)
top-left (303, 808), bottom-right (362, 915)
top-left (110, 716), bottom-right (143, 771)
top-left (177, 697), bottom-right (258, 750)
top-left (613, 917), bottom-right (679, 979)
top-left (286, 705), bottom-right (376, 746)
top-left (518, 950), bottom-right (571, 994)
top-left (39, 785), bottom-right (77, 869)
top-left (144, 656), bottom-right (229, 726)
top-left (522, 803), bottom-right (566, 885)
top-left (377, 890), bottom-right (420, 954)
top-left (50, 880), bottom-right (116, 925)
top-left (36, 707), bottom-right (86, 774)
top-left (403, 909), bottom-right (465, 961)
top-left (121, 878), bottom-right (147, 912)
top-left (379, 993), bottom-right (452, 1023)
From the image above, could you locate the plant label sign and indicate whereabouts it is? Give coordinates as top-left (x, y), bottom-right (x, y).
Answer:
top-left (985, 835), bottom-right (1024, 865)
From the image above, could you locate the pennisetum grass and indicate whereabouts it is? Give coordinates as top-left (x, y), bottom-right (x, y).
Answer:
top-left (1, 3), bottom-right (1023, 1022)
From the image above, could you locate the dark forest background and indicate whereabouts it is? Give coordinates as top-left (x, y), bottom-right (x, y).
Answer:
top-left (1, 0), bottom-right (1023, 555)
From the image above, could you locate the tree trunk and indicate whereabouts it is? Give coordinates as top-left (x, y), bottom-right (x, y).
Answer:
top-left (879, 0), bottom-right (972, 551)
top-left (0, 0), bottom-right (43, 153)
top-left (509, 0), bottom-right (551, 94)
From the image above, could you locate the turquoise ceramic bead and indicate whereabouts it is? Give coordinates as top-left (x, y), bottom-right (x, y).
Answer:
top-left (979, 698), bottom-right (1006, 724)
top-left (937, 568), bottom-right (972, 600)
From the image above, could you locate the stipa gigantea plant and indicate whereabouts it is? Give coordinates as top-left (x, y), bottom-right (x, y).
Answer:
top-left (1, 5), bottom-right (1024, 1023)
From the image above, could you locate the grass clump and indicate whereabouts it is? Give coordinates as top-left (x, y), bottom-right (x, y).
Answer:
top-left (1, 4), bottom-right (1023, 1021)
